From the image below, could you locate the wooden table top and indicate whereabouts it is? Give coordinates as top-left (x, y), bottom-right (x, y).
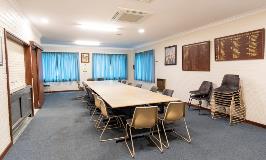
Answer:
top-left (85, 81), bottom-right (179, 108)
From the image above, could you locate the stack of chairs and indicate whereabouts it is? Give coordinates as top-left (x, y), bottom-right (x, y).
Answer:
top-left (211, 74), bottom-right (246, 125)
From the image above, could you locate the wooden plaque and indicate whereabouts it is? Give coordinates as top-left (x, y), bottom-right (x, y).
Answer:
top-left (182, 41), bottom-right (210, 71)
top-left (215, 29), bottom-right (265, 61)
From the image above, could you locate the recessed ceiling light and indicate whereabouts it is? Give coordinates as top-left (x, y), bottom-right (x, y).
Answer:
top-left (74, 40), bottom-right (101, 46)
top-left (138, 28), bottom-right (145, 34)
top-left (40, 18), bottom-right (49, 24)
top-left (78, 22), bottom-right (120, 32)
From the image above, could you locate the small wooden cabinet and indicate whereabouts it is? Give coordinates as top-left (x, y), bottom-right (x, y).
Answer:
top-left (157, 78), bottom-right (166, 92)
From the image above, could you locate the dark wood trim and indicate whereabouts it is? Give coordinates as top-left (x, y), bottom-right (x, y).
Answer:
top-left (245, 120), bottom-right (266, 129)
top-left (44, 90), bottom-right (80, 93)
top-left (3, 28), bottom-right (13, 143)
top-left (186, 102), bottom-right (266, 128)
top-left (0, 142), bottom-right (12, 160)
top-left (5, 30), bottom-right (29, 47)
top-left (29, 41), bottom-right (43, 51)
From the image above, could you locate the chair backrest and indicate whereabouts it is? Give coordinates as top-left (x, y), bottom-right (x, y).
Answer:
top-left (163, 102), bottom-right (185, 122)
top-left (198, 81), bottom-right (213, 95)
top-left (150, 86), bottom-right (158, 92)
top-left (221, 74), bottom-right (240, 90)
top-left (162, 89), bottom-right (174, 97)
top-left (99, 99), bottom-right (109, 118)
top-left (97, 78), bottom-right (104, 81)
top-left (131, 106), bottom-right (158, 129)
top-left (127, 82), bottom-right (133, 85)
top-left (135, 84), bottom-right (142, 88)
top-left (121, 80), bottom-right (127, 84)
top-left (85, 86), bottom-right (94, 100)
top-left (92, 93), bottom-right (101, 109)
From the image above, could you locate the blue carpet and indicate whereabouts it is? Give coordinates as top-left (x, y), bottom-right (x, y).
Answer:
top-left (4, 92), bottom-right (266, 160)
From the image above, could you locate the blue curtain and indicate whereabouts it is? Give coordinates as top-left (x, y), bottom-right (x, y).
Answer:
top-left (42, 52), bottom-right (80, 82)
top-left (92, 53), bottom-right (127, 80)
top-left (134, 50), bottom-right (155, 83)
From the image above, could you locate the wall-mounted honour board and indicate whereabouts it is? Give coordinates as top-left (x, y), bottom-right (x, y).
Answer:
top-left (182, 41), bottom-right (210, 71)
top-left (215, 29), bottom-right (265, 61)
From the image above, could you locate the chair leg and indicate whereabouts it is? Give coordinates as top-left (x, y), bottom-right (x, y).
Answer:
top-left (149, 124), bottom-right (163, 152)
top-left (161, 121), bottom-right (170, 148)
top-left (188, 95), bottom-right (192, 110)
top-left (173, 118), bottom-right (191, 143)
top-left (100, 117), bottom-right (125, 142)
top-left (95, 114), bottom-right (103, 129)
top-left (125, 125), bottom-right (135, 158)
top-left (90, 107), bottom-right (97, 121)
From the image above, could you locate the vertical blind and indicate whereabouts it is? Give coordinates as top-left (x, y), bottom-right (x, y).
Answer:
top-left (134, 50), bottom-right (155, 83)
top-left (92, 53), bottom-right (127, 80)
top-left (42, 52), bottom-right (80, 82)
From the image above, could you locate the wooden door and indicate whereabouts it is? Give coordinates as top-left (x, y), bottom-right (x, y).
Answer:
top-left (31, 48), bottom-right (39, 108)
top-left (36, 49), bottom-right (44, 107)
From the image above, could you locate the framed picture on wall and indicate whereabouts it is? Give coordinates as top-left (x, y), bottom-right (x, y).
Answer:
top-left (0, 35), bottom-right (3, 66)
top-left (81, 53), bottom-right (89, 63)
top-left (165, 45), bottom-right (177, 65)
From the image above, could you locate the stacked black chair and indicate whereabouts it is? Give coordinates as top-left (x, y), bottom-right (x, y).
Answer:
top-left (211, 74), bottom-right (245, 125)
top-left (188, 81), bottom-right (213, 115)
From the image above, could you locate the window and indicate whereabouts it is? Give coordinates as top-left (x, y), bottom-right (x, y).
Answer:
top-left (42, 52), bottom-right (80, 82)
top-left (92, 53), bottom-right (127, 80)
top-left (134, 50), bottom-right (155, 82)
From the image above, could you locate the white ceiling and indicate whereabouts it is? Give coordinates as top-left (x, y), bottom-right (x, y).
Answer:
top-left (16, 0), bottom-right (266, 48)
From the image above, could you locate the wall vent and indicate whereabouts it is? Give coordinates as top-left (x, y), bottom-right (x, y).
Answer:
top-left (111, 8), bottom-right (150, 23)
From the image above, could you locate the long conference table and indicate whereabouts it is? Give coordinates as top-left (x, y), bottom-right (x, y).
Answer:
top-left (85, 80), bottom-right (179, 108)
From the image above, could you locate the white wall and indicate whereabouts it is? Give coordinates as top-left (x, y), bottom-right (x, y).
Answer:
top-left (130, 11), bottom-right (266, 125)
top-left (0, 0), bottom-right (41, 156)
top-left (42, 44), bottom-right (133, 92)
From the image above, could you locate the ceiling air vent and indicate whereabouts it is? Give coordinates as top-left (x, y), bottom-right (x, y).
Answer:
top-left (112, 8), bottom-right (150, 23)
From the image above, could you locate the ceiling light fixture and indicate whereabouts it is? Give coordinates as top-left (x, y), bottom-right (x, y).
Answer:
top-left (74, 40), bottom-right (101, 46)
top-left (138, 28), bottom-right (145, 34)
top-left (40, 18), bottom-right (49, 24)
top-left (78, 22), bottom-right (120, 32)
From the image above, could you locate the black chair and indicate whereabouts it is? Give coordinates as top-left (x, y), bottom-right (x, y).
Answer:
top-left (215, 74), bottom-right (239, 93)
top-left (97, 78), bottom-right (104, 81)
top-left (135, 84), bottom-right (142, 88)
top-left (121, 80), bottom-right (127, 84)
top-left (162, 89), bottom-right (174, 97)
top-left (188, 81), bottom-right (213, 115)
top-left (150, 86), bottom-right (158, 92)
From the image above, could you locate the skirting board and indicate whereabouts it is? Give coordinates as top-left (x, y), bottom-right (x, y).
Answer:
top-left (186, 103), bottom-right (266, 129)
top-left (0, 142), bottom-right (12, 160)
top-left (44, 90), bottom-right (80, 93)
